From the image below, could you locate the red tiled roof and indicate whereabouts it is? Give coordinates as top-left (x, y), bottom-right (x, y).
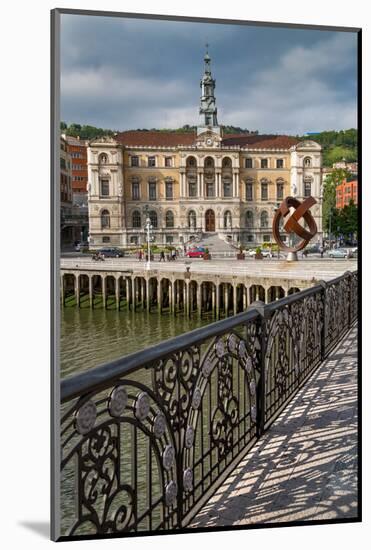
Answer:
top-left (115, 130), bottom-right (300, 150)
top-left (221, 134), bottom-right (300, 149)
top-left (116, 131), bottom-right (196, 147)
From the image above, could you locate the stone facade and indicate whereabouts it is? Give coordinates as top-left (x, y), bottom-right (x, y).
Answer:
top-left (86, 52), bottom-right (323, 249)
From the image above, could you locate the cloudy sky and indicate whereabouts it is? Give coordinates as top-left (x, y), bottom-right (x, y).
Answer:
top-left (60, 14), bottom-right (358, 135)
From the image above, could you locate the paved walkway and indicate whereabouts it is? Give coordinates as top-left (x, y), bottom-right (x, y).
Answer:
top-left (61, 257), bottom-right (357, 282)
top-left (190, 325), bottom-right (358, 527)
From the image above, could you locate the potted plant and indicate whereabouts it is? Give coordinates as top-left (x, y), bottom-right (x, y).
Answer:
top-left (203, 247), bottom-right (211, 260)
top-left (255, 246), bottom-right (263, 260)
top-left (237, 245), bottom-right (245, 260)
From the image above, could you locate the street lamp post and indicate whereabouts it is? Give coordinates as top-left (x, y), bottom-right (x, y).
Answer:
top-left (144, 214), bottom-right (153, 271)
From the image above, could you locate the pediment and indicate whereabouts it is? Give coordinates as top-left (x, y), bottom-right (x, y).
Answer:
top-left (89, 136), bottom-right (118, 146)
top-left (295, 140), bottom-right (322, 151)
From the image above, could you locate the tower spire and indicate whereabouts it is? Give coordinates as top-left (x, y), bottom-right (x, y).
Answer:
top-left (198, 45), bottom-right (219, 135)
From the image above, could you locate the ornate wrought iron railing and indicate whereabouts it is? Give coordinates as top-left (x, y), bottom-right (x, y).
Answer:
top-left (59, 270), bottom-right (357, 539)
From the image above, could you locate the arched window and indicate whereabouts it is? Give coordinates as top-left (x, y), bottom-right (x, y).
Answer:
top-left (101, 209), bottom-right (110, 229)
top-left (260, 211), bottom-right (269, 228)
top-left (205, 156), bottom-right (214, 168)
top-left (186, 156), bottom-right (196, 167)
top-left (224, 210), bottom-right (232, 229)
top-left (304, 176), bottom-right (312, 197)
top-left (304, 157), bottom-right (312, 167)
top-left (222, 157), bottom-right (232, 168)
top-left (132, 210), bottom-right (141, 228)
top-left (149, 210), bottom-right (158, 228)
top-left (165, 210), bottom-right (174, 228)
top-left (245, 210), bottom-right (253, 228)
top-left (99, 153), bottom-right (108, 164)
top-left (188, 210), bottom-right (196, 229)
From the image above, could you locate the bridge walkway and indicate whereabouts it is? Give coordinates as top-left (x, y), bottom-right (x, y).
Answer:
top-left (190, 324), bottom-right (358, 527)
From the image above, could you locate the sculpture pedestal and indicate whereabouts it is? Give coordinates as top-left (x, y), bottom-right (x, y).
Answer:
top-left (286, 252), bottom-right (298, 262)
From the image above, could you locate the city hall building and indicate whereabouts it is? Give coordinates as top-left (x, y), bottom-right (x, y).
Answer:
top-left (87, 51), bottom-right (323, 248)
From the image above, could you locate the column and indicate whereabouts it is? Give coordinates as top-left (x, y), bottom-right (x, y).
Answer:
top-left (185, 282), bottom-right (189, 318)
top-left (158, 279), bottom-right (163, 313)
top-left (233, 285), bottom-right (237, 316)
top-left (264, 287), bottom-right (268, 304)
top-left (197, 172), bottom-right (201, 198)
top-left (216, 283), bottom-right (220, 319)
top-left (61, 275), bottom-right (65, 307)
top-left (146, 279), bottom-right (150, 311)
top-left (211, 284), bottom-right (216, 317)
top-left (243, 285), bottom-right (247, 310)
top-left (224, 284), bottom-right (229, 316)
top-left (215, 171), bottom-right (221, 197)
top-left (89, 275), bottom-right (93, 308)
top-left (180, 171), bottom-right (186, 198)
top-left (115, 277), bottom-right (120, 310)
top-left (102, 276), bottom-right (106, 309)
top-left (142, 278), bottom-right (146, 309)
top-left (130, 277), bottom-right (136, 311)
top-left (74, 275), bottom-right (80, 308)
top-left (197, 283), bottom-right (202, 317)
top-left (125, 278), bottom-right (130, 309)
top-left (169, 281), bottom-right (173, 314)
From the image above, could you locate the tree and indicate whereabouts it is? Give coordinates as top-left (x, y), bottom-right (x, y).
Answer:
top-left (322, 168), bottom-right (351, 233)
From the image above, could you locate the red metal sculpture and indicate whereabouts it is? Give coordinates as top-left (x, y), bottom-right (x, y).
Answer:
top-left (272, 196), bottom-right (318, 252)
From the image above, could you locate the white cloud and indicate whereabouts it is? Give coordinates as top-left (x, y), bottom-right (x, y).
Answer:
top-left (221, 33), bottom-right (357, 133)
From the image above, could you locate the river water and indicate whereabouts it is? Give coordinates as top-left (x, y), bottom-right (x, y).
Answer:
top-left (61, 307), bottom-right (209, 378)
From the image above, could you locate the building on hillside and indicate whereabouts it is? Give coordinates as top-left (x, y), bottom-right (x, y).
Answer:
top-left (336, 179), bottom-right (358, 209)
top-left (62, 134), bottom-right (89, 243)
top-left (87, 50), bottom-right (323, 249)
top-left (60, 135), bottom-right (73, 247)
top-left (332, 160), bottom-right (358, 175)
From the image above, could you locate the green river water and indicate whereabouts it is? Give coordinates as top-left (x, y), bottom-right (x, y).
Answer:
top-left (61, 307), bottom-right (209, 378)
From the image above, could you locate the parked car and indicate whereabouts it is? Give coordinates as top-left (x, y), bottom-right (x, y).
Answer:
top-left (305, 244), bottom-right (321, 254)
top-left (328, 248), bottom-right (349, 259)
top-left (186, 247), bottom-right (205, 258)
top-left (98, 247), bottom-right (124, 258)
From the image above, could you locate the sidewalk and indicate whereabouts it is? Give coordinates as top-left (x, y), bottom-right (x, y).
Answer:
top-left (190, 325), bottom-right (358, 527)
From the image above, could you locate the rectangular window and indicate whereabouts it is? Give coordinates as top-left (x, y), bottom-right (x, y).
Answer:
top-left (245, 158), bottom-right (253, 168)
top-left (148, 156), bottom-right (156, 167)
top-left (261, 183), bottom-right (268, 200)
top-left (261, 159), bottom-right (268, 169)
top-left (223, 182), bottom-right (232, 197)
top-left (102, 236), bottom-right (111, 243)
top-left (165, 181), bottom-right (173, 200)
top-left (206, 183), bottom-right (215, 197)
top-left (276, 183), bottom-right (284, 200)
top-left (276, 159), bottom-right (284, 168)
top-left (263, 235), bottom-right (271, 242)
top-left (304, 182), bottom-right (311, 197)
top-left (132, 182), bottom-right (140, 200)
top-left (131, 156), bottom-right (139, 167)
top-left (149, 182), bottom-right (156, 200)
top-left (247, 235), bottom-right (253, 242)
top-left (100, 179), bottom-right (109, 196)
top-left (166, 235), bottom-right (174, 244)
top-left (189, 181), bottom-right (197, 197)
top-left (165, 157), bottom-right (173, 167)
top-left (246, 183), bottom-right (253, 201)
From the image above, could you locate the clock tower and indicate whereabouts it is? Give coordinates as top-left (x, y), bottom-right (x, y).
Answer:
top-left (198, 45), bottom-right (221, 137)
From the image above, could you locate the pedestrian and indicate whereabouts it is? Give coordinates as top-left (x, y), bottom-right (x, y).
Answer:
top-left (319, 246), bottom-right (324, 259)
top-left (160, 250), bottom-right (165, 262)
